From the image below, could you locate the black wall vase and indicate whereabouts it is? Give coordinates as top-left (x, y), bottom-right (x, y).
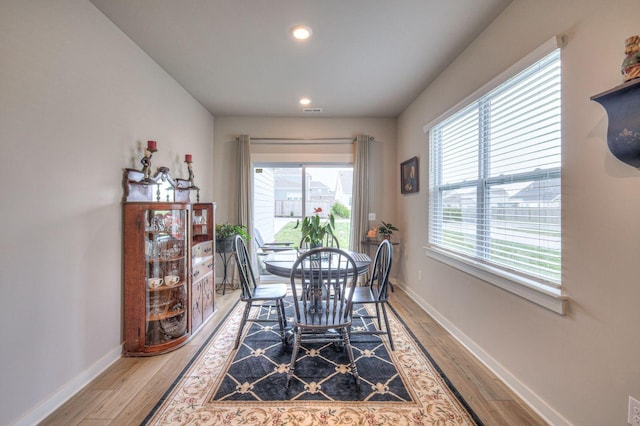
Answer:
top-left (591, 78), bottom-right (640, 168)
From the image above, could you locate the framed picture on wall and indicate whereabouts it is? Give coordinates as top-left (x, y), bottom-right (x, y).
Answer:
top-left (401, 156), bottom-right (419, 194)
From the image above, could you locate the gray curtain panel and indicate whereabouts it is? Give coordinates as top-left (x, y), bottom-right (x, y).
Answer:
top-left (350, 135), bottom-right (371, 252)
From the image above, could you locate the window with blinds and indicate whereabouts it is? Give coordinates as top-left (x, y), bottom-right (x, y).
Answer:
top-left (428, 48), bottom-right (561, 288)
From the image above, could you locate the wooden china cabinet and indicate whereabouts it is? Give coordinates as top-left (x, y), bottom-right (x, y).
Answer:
top-left (122, 168), bottom-right (216, 356)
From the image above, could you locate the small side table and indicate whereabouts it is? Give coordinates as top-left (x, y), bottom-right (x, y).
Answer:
top-left (360, 239), bottom-right (399, 292)
top-left (216, 239), bottom-right (238, 295)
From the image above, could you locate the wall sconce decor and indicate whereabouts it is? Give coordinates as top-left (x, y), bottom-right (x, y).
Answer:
top-left (591, 35), bottom-right (640, 168)
top-left (591, 76), bottom-right (640, 168)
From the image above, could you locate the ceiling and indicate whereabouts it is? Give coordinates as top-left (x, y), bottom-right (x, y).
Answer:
top-left (90, 0), bottom-right (512, 118)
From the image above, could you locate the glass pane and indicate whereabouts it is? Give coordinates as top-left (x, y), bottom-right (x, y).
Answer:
top-left (438, 105), bottom-right (480, 185)
top-left (304, 167), bottom-right (352, 249)
top-left (486, 180), bottom-right (561, 282)
top-left (192, 207), bottom-right (209, 237)
top-left (254, 167), bottom-right (302, 246)
top-left (437, 188), bottom-right (478, 258)
top-left (488, 51), bottom-right (561, 177)
top-left (144, 209), bottom-right (188, 345)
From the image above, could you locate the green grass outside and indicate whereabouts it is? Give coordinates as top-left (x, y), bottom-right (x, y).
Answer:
top-left (442, 229), bottom-right (561, 281)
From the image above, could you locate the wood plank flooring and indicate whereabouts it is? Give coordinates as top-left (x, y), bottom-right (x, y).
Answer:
top-left (40, 287), bottom-right (546, 425)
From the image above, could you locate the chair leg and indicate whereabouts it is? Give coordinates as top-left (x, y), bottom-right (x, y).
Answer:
top-left (374, 303), bottom-right (382, 329)
top-left (381, 303), bottom-right (394, 351)
top-left (286, 327), bottom-right (302, 388)
top-left (279, 299), bottom-right (287, 327)
top-left (234, 302), bottom-right (252, 350)
top-left (342, 328), bottom-right (359, 385)
top-left (276, 299), bottom-right (287, 344)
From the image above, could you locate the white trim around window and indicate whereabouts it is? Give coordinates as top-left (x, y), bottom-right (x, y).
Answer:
top-left (426, 246), bottom-right (567, 314)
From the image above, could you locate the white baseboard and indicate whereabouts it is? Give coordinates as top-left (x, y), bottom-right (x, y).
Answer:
top-left (392, 278), bottom-right (569, 426)
top-left (14, 344), bottom-right (122, 426)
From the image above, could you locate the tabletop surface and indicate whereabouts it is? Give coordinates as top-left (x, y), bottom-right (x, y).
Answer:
top-left (263, 249), bottom-right (371, 278)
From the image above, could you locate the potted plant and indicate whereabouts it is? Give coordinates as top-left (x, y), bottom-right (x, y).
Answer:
top-left (295, 207), bottom-right (336, 248)
top-left (377, 221), bottom-right (399, 240)
top-left (215, 223), bottom-right (250, 252)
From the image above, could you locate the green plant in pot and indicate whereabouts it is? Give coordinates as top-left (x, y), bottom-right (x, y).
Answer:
top-left (377, 221), bottom-right (399, 240)
top-left (215, 223), bottom-right (249, 252)
top-left (295, 207), bottom-right (336, 248)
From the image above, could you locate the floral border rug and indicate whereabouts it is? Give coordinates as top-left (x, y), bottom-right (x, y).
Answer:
top-left (144, 296), bottom-right (482, 425)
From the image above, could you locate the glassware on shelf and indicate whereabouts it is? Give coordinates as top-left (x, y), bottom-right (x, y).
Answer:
top-left (143, 208), bottom-right (188, 347)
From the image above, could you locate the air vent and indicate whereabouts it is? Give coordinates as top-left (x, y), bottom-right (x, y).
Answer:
top-left (303, 107), bottom-right (323, 113)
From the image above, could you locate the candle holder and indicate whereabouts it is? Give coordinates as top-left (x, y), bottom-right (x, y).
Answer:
top-left (141, 141), bottom-right (158, 181)
top-left (185, 159), bottom-right (195, 186)
top-left (184, 155), bottom-right (200, 202)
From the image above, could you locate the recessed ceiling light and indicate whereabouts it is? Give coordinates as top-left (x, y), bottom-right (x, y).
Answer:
top-left (290, 25), bottom-right (312, 41)
top-left (299, 97), bottom-right (311, 106)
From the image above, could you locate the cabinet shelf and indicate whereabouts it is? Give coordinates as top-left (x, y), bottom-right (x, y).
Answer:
top-left (145, 255), bottom-right (185, 263)
top-left (147, 307), bottom-right (185, 322)
top-left (147, 281), bottom-right (184, 291)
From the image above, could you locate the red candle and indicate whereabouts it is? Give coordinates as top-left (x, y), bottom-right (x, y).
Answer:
top-left (185, 154), bottom-right (192, 163)
top-left (147, 140), bottom-right (157, 150)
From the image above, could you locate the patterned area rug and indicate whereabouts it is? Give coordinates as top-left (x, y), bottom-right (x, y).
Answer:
top-left (144, 295), bottom-right (482, 425)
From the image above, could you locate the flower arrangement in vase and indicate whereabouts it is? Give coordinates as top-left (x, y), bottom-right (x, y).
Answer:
top-left (295, 207), bottom-right (336, 248)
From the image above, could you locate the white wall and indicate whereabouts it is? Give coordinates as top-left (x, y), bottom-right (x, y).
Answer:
top-left (397, 0), bottom-right (640, 424)
top-left (0, 1), bottom-right (214, 424)
top-left (213, 116), bottom-right (397, 232)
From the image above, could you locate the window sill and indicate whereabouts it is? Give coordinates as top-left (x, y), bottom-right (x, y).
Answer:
top-left (425, 246), bottom-right (567, 315)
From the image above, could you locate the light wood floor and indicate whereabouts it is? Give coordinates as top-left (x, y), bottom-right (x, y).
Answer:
top-left (41, 286), bottom-right (546, 425)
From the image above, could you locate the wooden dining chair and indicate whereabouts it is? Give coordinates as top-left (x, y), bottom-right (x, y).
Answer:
top-left (233, 235), bottom-right (288, 350)
top-left (350, 239), bottom-right (394, 350)
top-left (286, 247), bottom-right (359, 387)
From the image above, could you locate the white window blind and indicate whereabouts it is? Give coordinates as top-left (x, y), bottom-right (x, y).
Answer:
top-left (429, 48), bottom-right (561, 290)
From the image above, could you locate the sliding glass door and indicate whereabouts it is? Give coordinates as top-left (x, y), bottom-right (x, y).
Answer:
top-left (253, 165), bottom-right (353, 250)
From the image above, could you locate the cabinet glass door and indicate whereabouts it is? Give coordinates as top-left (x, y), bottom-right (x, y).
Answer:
top-left (144, 209), bottom-right (188, 346)
top-left (192, 206), bottom-right (208, 238)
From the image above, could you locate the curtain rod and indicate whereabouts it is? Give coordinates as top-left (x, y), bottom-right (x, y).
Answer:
top-left (239, 137), bottom-right (354, 145)
top-left (236, 136), bottom-right (374, 145)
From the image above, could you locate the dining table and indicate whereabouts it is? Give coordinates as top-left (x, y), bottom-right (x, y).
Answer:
top-left (262, 249), bottom-right (371, 279)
